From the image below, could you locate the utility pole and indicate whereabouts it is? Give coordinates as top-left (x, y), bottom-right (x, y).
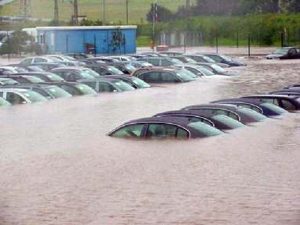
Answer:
top-left (73, 0), bottom-right (79, 25)
top-left (126, 0), bottom-right (129, 24)
top-left (54, 0), bottom-right (59, 24)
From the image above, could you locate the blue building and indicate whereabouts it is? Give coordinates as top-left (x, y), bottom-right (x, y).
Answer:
top-left (36, 26), bottom-right (137, 55)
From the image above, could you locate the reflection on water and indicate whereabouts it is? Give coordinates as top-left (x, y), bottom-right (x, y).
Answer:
top-left (0, 59), bottom-right (300, 225)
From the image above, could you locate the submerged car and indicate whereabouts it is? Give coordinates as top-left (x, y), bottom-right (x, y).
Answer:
top-left (182, 104), bottom-right (267, 124)
top-left (41, 82), bottom-right (97, 96)
top-left (241, 95), bottom-right (300, 111)
top-left (132, 67), bottom-right (196, 83)
top-left (203, 53), bottom-right (246, 66)
top-left (211, 98), bottom-right (288, 117)
top-left (1, 84), bottom-right (72, 99)
top-left (108, 116), bottom-right (223, 139)
top-left (106, 75), bottom-right (151, 89)
top-left (266, 47), bottom-right (300, 59)
top-left (153, 110), bottom-right (245, 131)
top-left (13, 72), bottom-right (65, 82)
top-left (51, 67), bottom-right (100, 82)
top-left (0, 88), bottom-right (48, 105)
top-left (80, 78), bottom-right (135, 93)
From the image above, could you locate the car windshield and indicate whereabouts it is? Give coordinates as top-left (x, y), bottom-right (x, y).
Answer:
top-left (212, 114), bottom-right (245, 129)
top-left (125, 64), bottom-right (136, 72)
top-left (107, 66), bottom-right (123, 75)
top-left (0, 78), bottom-right (18, 85)
top-left (81, 69), bottom-right (100, 78)
top-left (202, 55), bottom-right (216, 63)
top-left (46, 73), bottom-right (65, 82)
top-left (260, 103), bottom-right (287, 114)
top-left (112, 80), bottom-right (135, 91)
top-left (180, 68), bottom-right (198, 78)
top-left (211, 64), bottom-right (226, 73)
top-left (0, 97), bottom-right (11, 106)
top-left (188, 121), bottom-right (223, 137)
top-left (80, 70), bottom-right (99, 79)
top-left (74, 83), bottom-right (97, 95)
top-left (238, 108), bottom-right (267, 121)
top-left (131, 77), bottom-right (151, 88)
top-left (176, 70), bottom-right (196, 82)
top-left (170, 58), bottom-right (184, 65)
top-left (22, 90), bottom-right (48, 103)
top-left (45, 86), bottom-right (72, 98)
top-left (220, 54), bottom-right (233, 61)
top-left (184, 57), bottom-right (197, 63)
top-left (24, 76), bottom-right (45, 83)
top-left (196, 66), bottom-right (215, 76)
top-left (273, 48), bottom-right (289, 54)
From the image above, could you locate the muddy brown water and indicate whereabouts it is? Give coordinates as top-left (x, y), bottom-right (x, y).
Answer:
top-left (0, 58), bottom-right (300, 225)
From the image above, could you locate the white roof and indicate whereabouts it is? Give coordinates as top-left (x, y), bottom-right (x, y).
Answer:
top-left (37, 25), bottom-right (137, 31)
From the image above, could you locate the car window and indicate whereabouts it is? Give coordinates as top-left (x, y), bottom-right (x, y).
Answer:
top-left (147, 58), bottom-right (159, 66)
top-left (112, 124), bottom-right (144, 138)
top-left (161, 59), bottom-right (172, 66)
top-left (60, 85), bottom-right (81, 95)
top-left (212, 115), bottom-right (245, 129)
top-left (20, 58), bottom-right (32, 65)
top-left (260, 103), bottom-right (287, 114)
top-left (188, 121), bottom-right (223, 137)
top-left (237, 108), bottom-right (267, 121)
top-left (280, 99), bottom-right (296, 110)
top-left (6, 92), bottom-right (25, 105)
top-left (146, 124), bottom-right (188, 139)
top-left (98, 82), bottom-right (116, 92)
top-left (139, 72), bottom-right (160, 82)
top-left (34, 58), bottom-right (47, 63)
top-left (260, 98), bottom-right (280, 106)
top-left (160, 72), bottom-right (177, 82)
top-left (211, 109), bottom-right (239, 121)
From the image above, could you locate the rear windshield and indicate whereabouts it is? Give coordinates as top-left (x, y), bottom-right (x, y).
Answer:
top-left (238, 108), bottom-right (267, 121)
top-left (188, 121), bottom-right (223, 137)
top-left (22, 90), bottom-right (48, 103)
top-left (108, 66), bottom-right (123, 75)
top-left (260, 103), bottom-right (287, 114)
top-left (176, 70), bottom-right (196, 82)
top-left (212, 114), bottom-right (245, 129)
top-left (112, 80), bottom-right (135, 91)
top-left (131, 77), bottom-right (151, 88)
top-left (25, 76), bottom-right (45, 83)
top-left (45, 86), bottom-right (72, 98)
top-left (74, 84), bottom-right (97, 95)
top-left (46, 73), bottom-right (65, 82)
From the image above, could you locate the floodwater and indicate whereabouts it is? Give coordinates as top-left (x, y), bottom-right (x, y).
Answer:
top-left (0, 57), bottom-right (300, 225)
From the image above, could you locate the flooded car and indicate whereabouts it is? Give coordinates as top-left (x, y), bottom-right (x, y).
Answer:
top-left (0, 88), bottom-right (48, 104)
top-left (108, 116), bottom-right (223, 139)
top-left (266, 47), bottom-right (300, 59)
top-left (154, 110), bottom-right (245, 131)
top-left (182, 104), bottom-right (267, 124)
top-left (241, 95), bottom-right (300, 111)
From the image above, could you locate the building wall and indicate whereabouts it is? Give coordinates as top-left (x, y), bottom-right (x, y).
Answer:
top-left (37, 27), bottom-right (136, 55)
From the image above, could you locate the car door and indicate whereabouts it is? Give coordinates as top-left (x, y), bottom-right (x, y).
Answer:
top-left (145, 123), bottom-right (189, 139)
top-left (111, 124), bottom-right (146, 138)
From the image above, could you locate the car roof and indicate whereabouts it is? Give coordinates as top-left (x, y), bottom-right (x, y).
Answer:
top-left (183, 103), bottom-right (239, 111)
top-left (122, 116), bottom-right (196, 128)
top-left (242, 94), bottom-right (299, 100)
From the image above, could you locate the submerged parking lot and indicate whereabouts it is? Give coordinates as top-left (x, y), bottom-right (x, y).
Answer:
top-left (0, 54), bottom-right (300, 225)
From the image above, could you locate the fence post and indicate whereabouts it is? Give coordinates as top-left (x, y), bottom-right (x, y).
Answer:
top-left (215, 33), bottom-right (219, 53)
top-left (248, 34), bottom-right (251, 57)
